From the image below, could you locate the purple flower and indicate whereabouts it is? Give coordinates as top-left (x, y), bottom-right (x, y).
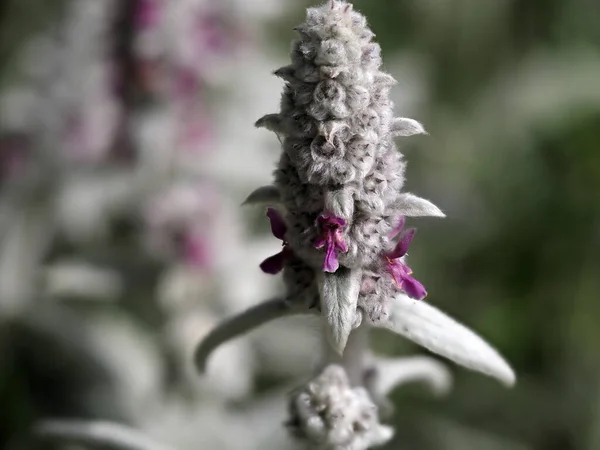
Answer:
top-left (385, 218), bottom-right (427, 300)
top-left (260, 208), bottom-right (292, 274)
top-left (315, 213), bottom-right (348, 273)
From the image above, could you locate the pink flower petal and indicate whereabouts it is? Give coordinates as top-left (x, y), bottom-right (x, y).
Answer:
top-left (335, 234), bottom-right (348, 253)
top-left (400, 275), bottom-right (427, 300)
top-left (388, 227), bottom-right (416, 259)
top-left (389, 216), bottom-right (406, 238)
top-left (323, 244), bottom-right (340, 272)
top-left (315, 237), bottom-right (327, 249)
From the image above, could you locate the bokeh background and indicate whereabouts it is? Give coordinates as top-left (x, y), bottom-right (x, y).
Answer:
top-left (1, 0), bottom-right (600, 449)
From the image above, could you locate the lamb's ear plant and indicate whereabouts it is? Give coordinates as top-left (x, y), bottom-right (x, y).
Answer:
top-left (195, 1), bottom-right (515, 448)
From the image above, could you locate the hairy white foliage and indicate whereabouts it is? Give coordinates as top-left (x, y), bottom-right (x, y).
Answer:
top-left (396, 193), bottom-right (446, 218)
top-left (378, 294), bottom-right (516, 386)
top-left (391, 117), bottom-right (427, 137)
top-left (194, 298), bottom-right (304, 373)
top-left (318, 267), bottom-right (362, 355)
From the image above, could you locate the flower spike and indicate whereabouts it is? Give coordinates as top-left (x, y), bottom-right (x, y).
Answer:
top-left (196, 3), bottom-right (516, 447)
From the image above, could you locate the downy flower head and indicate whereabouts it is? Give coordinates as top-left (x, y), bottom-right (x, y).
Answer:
top-left (287, 365), bottom-right (393, 450)
top-left (246, 0), bottom-right (444, 352)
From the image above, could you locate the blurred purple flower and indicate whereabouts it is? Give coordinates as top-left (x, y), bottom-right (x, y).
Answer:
top-left (385, 218), bottom-right (426, 300)
top-left (315, 213), bottom-right (348, 273)
top-left (260, 208), bottom-right (292, 274)
top-left (177, 103), bottom-right (212, 152)
top-left (182, 232), bottom-right (212, 269)
top-left (194, 12), bottom-right (229, 55)
top-left (174, 68), bottom-right (200, 99)
top-left (134, 0), bottom-right (161, 30)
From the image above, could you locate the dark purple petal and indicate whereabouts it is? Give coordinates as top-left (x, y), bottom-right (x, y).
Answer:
top-left (400, 275), bottom-right (427, 300)
top-left (266, 208), bottom-right (287, 240)
top-left (260, 250), bottom-right (286, 274)
top-left (387, 227), bottom-right (416, 259)
top-left (388, 216), bottom-right (406, 238)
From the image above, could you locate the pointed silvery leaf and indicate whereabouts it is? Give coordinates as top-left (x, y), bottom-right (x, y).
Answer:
top-left (34, 419), bottom-right (173, 450)
top-left (374, 72), bottom-right (397, 87)
top-left (391, 117), bottom-right (427, 137)
top-left (397, 193), bottom-right (445, 217)
top-left (242, 185), bottom-right (281, 206)
top-left (317, 267), bottom-right (362, 355)
top-left (377, 294), bottom-right (516, 386)
top-left (373, 355), bottom-right (453, 397)
top-left (364, 424), bottom-right (395, 449)
top-left (273, 65), bottom-right (297, 82)
top-left (194, 298), bottom-right (301, 373)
